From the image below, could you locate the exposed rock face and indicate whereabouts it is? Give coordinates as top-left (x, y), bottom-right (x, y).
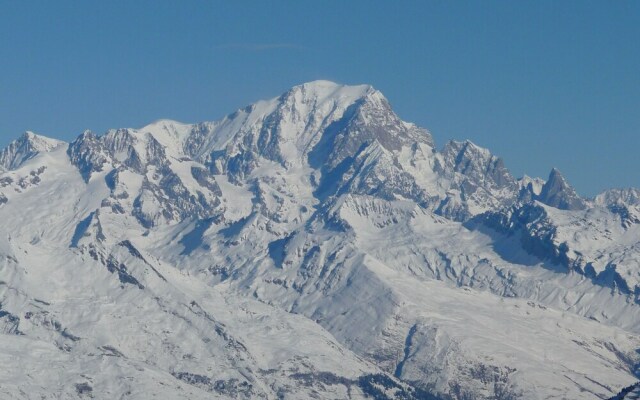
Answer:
top-left (0, 131), bottom-right (64, 170)
top-left (67, 130), bottom-right (109, 181)
top-left (536, 168), bottom-right (588, 210)
top-left (434, 140), bottom-right (518, 220)
top-left (596, 188), bottom-right (640, 207)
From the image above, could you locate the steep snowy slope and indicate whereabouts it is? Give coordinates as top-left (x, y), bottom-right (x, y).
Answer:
top-left (1, 80), bottom-right (639, 400)
top-left (0, 149), bottom-right (429, 400)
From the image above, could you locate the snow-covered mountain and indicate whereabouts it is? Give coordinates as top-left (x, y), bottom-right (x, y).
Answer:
top-left (1, 80), bottom-right (639, 400)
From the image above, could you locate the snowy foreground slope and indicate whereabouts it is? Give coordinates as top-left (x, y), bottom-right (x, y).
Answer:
top-left (1, 81), bottom-right (640, 399)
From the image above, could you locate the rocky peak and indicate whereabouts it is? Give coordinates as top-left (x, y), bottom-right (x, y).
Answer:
top-left (517, 175), bottom-right (546, 203)
top-left (428, 140), bottom-right (519, 220)
top-left (67, 130), bottom-right (109, 182)
top-left (595, 188), bottom-right (640, 207)
top-left (439, 141), bottom-right (512, 184)
top-left (0, 131), bottom-right (65, 170)
top-left (438, 140), bottom-right (516, 194)
top-left (536, 168), bottom-right (587, 210)
top-left (191, 81), bottom-right (434, 185)
top-left (518, 175), bottom-right (545, 195)
top-left (103, 127), bottom-right (135, 146)
top-left (311, 89), bottom-right (433, 172)
top-left (593, 188), bottom-right (640, 228)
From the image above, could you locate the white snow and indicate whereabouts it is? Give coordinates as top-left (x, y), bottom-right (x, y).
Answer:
top-left (0, 80), bottom-right (639, 400)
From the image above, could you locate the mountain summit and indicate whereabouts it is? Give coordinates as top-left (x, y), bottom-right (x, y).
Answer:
top-left (0, 131), bottom-right (64, 170)
top-left (536, 167), bottom-right (587, 210)
top-left (0, 81), bottom-right (639, 400)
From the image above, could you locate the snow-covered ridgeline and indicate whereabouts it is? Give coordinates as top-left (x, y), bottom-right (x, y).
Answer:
top-left (1, 80), bottom-right (639, 399)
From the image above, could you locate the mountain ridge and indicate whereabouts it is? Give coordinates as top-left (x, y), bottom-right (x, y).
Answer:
top-left (2, 81), bottom-right (630, 205)
top-left (1, 80), bottom-right (639, 399)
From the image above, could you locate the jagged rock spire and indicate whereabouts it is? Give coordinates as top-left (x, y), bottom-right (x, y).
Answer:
top-left (536, 168), bottom-right (587, 210)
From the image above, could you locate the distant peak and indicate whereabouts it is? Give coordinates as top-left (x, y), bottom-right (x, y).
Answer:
top-left (519, 174), bottom-right (545, 185)
top-left (74, 129), bottom-right (99, 142)
top-left (595, 187), bottom-right (640, 207)
top-left (285, 80), bottom-right (376, 104)
top-left (537, 167), bottom-right (587, 210)
top-left (19, 131), bottom-right (63, 145)
top-left (518, 175), bottom-right (545, 197)
top-left (548, 167), bottom-right (562, 178)
top-left (444, 139), bottom-right (491, 158)
top-left (0, 131), bottom-right (64, 170)
top-left (142, 118), bottom-right (189, 129)
top-left (299, 79), bottom-right (342, 88)
top-left (296, 79), bottom-right (370, 90)
top-left (546, 168), bottom-right (570, 187)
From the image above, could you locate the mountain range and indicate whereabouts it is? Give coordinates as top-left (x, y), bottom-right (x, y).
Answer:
top-left (1, 80), bottom-right (639, 399)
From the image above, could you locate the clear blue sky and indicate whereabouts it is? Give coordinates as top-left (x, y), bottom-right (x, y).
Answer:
top-left (1, 1), bottom-right (638, 196)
